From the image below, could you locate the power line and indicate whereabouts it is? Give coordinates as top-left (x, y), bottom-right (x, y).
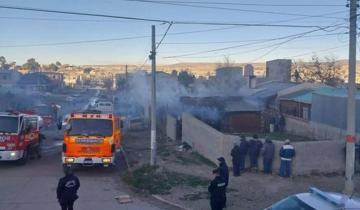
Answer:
top-left (0, 25), bottom-right (246, 48)
top-left (0, 5), bottom-right (338, 28)
top-left (163, 24), bottom-right (346, 58)
top-left (0, 5), bottom-right (170, 23)
top-left (286, 45), bottom-right (347, 59)
top-left (156, 22), bottom-right (173, 49)
top-left (126, 0), bottom-right (344, 7)
top-left (0, 16), bottom-right (131, 22)
top-left (162, 32), bottom-right (347, 45)
top-left (125, 0), bottom-right (346, 20)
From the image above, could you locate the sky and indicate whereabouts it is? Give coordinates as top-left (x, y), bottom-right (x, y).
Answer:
top-left (0, 0), bottom-right (354, 65)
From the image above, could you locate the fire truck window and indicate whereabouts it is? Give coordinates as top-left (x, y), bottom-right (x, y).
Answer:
top-left (0, 116), bottom-right (19, 133)
top-left (68, 119), bottom-right (113, 137)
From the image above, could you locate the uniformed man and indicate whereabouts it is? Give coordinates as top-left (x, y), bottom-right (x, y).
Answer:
top-left (208, 168), bottom-right (226, 210)
top-left (217, 157), bottom-right (229, 187)
top-left (57, 167), bottom-right (80, 210)
top-left (279, 139), bottom-right (296, 177)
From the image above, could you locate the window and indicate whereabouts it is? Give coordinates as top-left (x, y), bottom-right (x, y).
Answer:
top-left (270, 196), bottom-right (315, 210)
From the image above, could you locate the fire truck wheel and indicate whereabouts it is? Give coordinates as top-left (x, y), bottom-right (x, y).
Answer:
top-left (17, 148), bottom-right (29, 165)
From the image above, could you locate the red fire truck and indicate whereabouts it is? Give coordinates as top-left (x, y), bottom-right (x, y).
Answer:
top-left (0, 111), bottom-right (42, 164)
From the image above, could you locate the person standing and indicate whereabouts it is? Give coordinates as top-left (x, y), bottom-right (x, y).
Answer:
top-left (249, 135), bottom-right (262, 171)
top-left (279, 139), bottom-right (296, 177)
top-left (231, 142), bottom-right (241, 176)
top-left (217, 157), bottom-right (229, 187)
top-left (57, 167), bottom-right (80, 210)
top-left (208, 168), bottom-right (226, 210)
top-left (278, 114), bottom-right (286, 133)
top-left (238, 136), bottom-right (249, 172)
top-left (262, 138), bottom-right (275, 174)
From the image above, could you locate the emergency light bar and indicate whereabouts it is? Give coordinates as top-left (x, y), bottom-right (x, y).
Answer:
top-left (71, 113), bottom-right (113, 119)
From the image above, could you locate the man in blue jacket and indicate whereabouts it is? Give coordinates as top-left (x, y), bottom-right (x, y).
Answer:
top-left (279, 139), bottom-right (296, 177)
top-left (57, 167), bottom-right (80, 210)
top-left (208, 168), bottom-right (226, 210)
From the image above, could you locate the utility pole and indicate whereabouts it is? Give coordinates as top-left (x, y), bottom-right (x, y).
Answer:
top-left (149, 25), bottom-right (157, 166)
top-left (344, 0), bottom-right (358, 194)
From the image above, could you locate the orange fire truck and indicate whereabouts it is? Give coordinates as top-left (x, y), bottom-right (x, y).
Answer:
top-left (61, 112), bottom-right (122, 167)
top-left (0, 112), bottom-right (42, 164)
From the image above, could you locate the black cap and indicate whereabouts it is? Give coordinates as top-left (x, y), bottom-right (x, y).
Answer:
top-left (217, 157), bottom-right (225, 162)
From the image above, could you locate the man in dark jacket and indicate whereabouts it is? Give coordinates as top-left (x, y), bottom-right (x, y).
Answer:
top-left (57, 167), bottom-right (80, 210)
top-left (262, 138), bottom-right (275, 174)
top-left (279, 139), bottom-right (296, 177)
top-left (238, 136), bottom-right (249, 172)
top-left (208, 168), bottom-right (226, 210)
top-left (217, 157), bottom-right (229, 187)
top-left (249, 135), bottom-right (262, 171)
top-left (231, 142), bottom-right (241, 176)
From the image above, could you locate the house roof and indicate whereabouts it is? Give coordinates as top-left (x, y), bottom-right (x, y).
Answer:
top-left (280, 86), bottom-right (360, 104)
top-left (223, 99), bottom-right (261, 112)
top-left (252, 81), bottom-right (297, 100)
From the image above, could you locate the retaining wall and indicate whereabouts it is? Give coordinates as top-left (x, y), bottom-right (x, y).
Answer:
top-left (182, 112), bottom-right (345, 175)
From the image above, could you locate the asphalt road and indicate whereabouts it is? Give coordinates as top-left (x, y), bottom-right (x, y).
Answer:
top-left (0, 130), bottom-right (163, 210)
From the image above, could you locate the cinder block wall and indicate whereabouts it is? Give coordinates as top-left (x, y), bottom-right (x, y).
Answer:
top-left (183, 113), bottom-right (345, 175)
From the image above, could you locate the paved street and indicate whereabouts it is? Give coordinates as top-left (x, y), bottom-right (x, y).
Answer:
top-left (0, 136), bottom-right (163, 210)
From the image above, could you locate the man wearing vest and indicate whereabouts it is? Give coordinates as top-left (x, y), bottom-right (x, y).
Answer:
top-left (208, 168), bottom-right (226, 210)
top-left (279, 139), bottom-right (296, 177)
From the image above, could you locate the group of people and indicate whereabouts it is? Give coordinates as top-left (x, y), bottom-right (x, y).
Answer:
top-left (208, 138), bottom-right (296, 210)
top-left (230, 135), bottom-right (295, 176)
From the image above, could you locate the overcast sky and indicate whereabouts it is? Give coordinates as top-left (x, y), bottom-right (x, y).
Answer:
top-left (0, 0), bottom-right (353, 65)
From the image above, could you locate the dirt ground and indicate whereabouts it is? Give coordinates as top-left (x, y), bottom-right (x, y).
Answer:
top-left (122, 129), bottom-right (360, 210)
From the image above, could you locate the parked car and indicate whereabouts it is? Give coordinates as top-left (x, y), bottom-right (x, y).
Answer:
top-left (265, 187), bottom-right (360, 210)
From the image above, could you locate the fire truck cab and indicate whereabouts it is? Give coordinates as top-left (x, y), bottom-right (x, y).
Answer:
top-left (61, 112), bottom-right (122, 167)
top-left (0, 112), bottom-right (41, 164)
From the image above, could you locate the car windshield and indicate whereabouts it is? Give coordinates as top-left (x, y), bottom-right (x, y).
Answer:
top-left (0, 116), bottom-right (19, 133)
top-left (68, 119), bottom-right (113, 137)
top-left (269, 196), bottom-right (315, 210)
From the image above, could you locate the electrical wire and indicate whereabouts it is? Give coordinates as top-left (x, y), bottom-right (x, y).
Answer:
top-left (156, 22), bottom-right (173, 49)
top-left (126, 0), bottom-right (344, 7)
top-left (125, 0), bottom-right (346, 20)
top-left (162, 32), bottom-right (347, 45)
top-left (163, 24), bottom-right (346, 58)
top-left (0, 16), bottom-right (130, 22)
top-left (0, 5), bottom-right (339, 28)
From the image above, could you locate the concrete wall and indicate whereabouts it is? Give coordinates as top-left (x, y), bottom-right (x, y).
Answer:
top-left (183, 112), bottom-right (346, 175)
top-left (266, 59), bottom-right (292, 82)
top-left (166, 114), bottom-right (177, 141)
top-left (285, 116), bottom-right (360, 141)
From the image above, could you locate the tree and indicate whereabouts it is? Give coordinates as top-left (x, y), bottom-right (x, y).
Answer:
top-left (217, 56), bottom-right (234, 68)
top-left (292, 56), bottom-right (343, 87)
top-left (55, 61), bottom-right (62, 66)
top-left (0, 56), bottom-right (6, 67)
top-left (83, 67), bottom-right (93, 74)
top-left (22, 58), bottom-right (40, 71)
top-left (103, 78), bottom-right (113, 90)
top-left (178, 70), bottom-right (195, 87)
top-left (48, 63), bottom-right (59, 72)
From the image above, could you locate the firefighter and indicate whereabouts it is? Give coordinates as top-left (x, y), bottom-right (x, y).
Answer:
top-left (262, 138), bottom-right (275, 174)
top-left (279, 139), bottom-right (296, 177)
top-left (238, 136), bottom-right (249, 172)
top-left (208, 168), bottom-right (226, 210)
top-left (57, 167), bottom-right (80, 210)
top-left (231, 142), bottom-right (241, 176)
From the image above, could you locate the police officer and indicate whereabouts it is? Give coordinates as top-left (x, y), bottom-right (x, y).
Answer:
top-left (217, 157), bottom-right (229, 187)
top-left (231, 142), bottom-right (241, 176)
top-left (57, 167), bottom-right (80, 210)
top-left (279, 139), bottom-right (296, 177)
top-left (208, 168), bottom-right (226, 210)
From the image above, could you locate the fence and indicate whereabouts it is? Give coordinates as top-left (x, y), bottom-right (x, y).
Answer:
top-left (182, 112), bottom-right (345, 175)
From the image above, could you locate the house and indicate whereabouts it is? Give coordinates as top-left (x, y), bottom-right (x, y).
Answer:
top-left (0, 69), bottom-right (21, 87)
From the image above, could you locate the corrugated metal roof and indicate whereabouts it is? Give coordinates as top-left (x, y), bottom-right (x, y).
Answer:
top-left (280, 86), bottom-right (360, 104)
top-left (253, 81), bottom-right (297, 100)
